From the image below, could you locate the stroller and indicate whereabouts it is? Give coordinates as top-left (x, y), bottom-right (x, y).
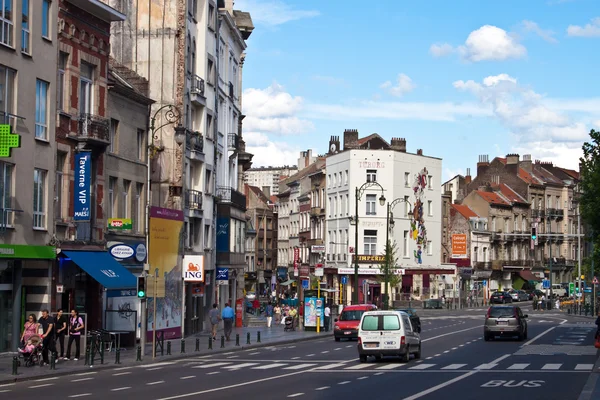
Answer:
top-left (284, 316), bottom-right (294, 332)
top-left (18, 335), bottom-right (43, 367)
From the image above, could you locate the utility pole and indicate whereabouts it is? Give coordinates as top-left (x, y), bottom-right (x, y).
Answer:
top-left (578, 210), bottom-right (582, 296)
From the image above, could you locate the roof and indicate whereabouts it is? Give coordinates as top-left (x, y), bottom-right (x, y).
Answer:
top-left (532, 163), bottom-right (564, 185)
top-left (280, 158), bottom-right (326, 187)
top-left (558, 168), bottom-right (580, 180)
top-left (245, 185), bottom-right (270, 205)
top-left (495, 157), bottom-right (507, 165)
top-left (108, 59), bottom-right (154, 105)
top-left (476, 190), bottom-right (511, 206)
top-left (451, 204), bottom-right (479, 219)
top-left (441, 174), bottom-right (465, 187)
top-left (270, 195), bottom-right (278, 204)
top-left (496, 183), bottom-right (528, 204)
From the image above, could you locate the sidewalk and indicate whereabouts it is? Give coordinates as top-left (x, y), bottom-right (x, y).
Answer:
top-left (578, 349), bottom-right (600, 400)
top-left (0, 325), bottom-right (330, 385)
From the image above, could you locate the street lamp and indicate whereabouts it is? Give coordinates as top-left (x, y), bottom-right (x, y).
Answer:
top-left (350, 182), bottom-right (386, 305)
top-left (174, 124), bottom-right (186, 146)
top-left (383, 198), bottom-right (412, 310)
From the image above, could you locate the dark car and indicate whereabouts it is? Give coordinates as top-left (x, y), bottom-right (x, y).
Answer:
top-left (395, 308), bottom-right (421, 333)
top-left (525, 289), bottom-right (544, 300)
top-left (484, 305), bottom-right (528, 341)
top-left (490, 291), bottom-right (513, 304)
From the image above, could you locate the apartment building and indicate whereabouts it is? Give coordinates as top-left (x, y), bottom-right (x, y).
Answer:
top-left (244, 165), bottom-right (299, 196)
top-left (0, 0), bottom-right (58, 352)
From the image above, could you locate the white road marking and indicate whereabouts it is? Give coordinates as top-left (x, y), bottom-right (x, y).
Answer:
top-left (475, 363), bottom-right (497, 370)
top-left (374, 372), bottom-right (385, 376)
top-left (443, 351), bottom-right (450, 354)
top-left (227, 356), bottom-right (239, 359)
top-left (434, 354), bottom-right (441, 357)
top-left (114, 367), bottom-right (133, 371)
top-left (315, 386), bottom-right (330, 390)
top-left (147, 367), bottom-right (163, 371)
top-left (283, 364), bottom-right (317, 370)
top-left (71, 378), bottom-right (94, 382)
top-left (140, 362), bottom-right (175, 368)
top-left (377, 364), bottom-right (405, 370)
top-left (338, 381), bottom-right (351, 385)
top-left (29, 384), bottom-right (54, 389)
top-left (442, 364), bottom-right (467, 370)
top-left (357, 376), bottom-right (369, 380)
top-left (0, 390), bottom-right (11, 393)
top-left (207, 372), bottom-right (220, 375)
top-left (345, 364), bottom-right (373, 370)
top-left (346, 345), bottom-right (353, 348)
top-left (147, 381), bottom-right (165, 385)
top-left (180, 376), bottom-right (196, 380)
top-left (409, 364), bottom-right (435, 370)
top-left (291, 357), bottom-right (300, 360)
top-left (223, 352), bottom-right (235, 355)
top-left (451, 347), bottom-right (458, 350)
top-left (223, 363), bottom-right (259, 370)
top-left (316, 363), bottom-right (348, 370)
top-left (253, 363), bottom-right (287, 370)
top-left (334, 348), bottom-right (342, 351)
top-left (306, 354), bottom-right (315, 357)
top-left (113, 372), bottom-right (131, 376)
top-left (34, 377), bottom-right (59, 382)
top-left (426, 357), bottom-right (433, 360)
top-left (575, 364), bottom-right (594, 370)
top-left (542, 364), bottom-right (562, 370)
top-left (401, 370), bottom-right (478, 399)
top-left (458, 345), bottom-right (464, 347)
top-left (193, 362), bottom-right (232, 368)
top-left (422, 325), bottom-right (482, 342)
top-left (321, 351), bottom-right (330, 354)
top-left (249, 352), bottom-right (260, 355)
top-left (111, 387), bottom-right (131, 391)
top-left (507, 363), bottom-right (530, 370)
top-left (75, 372), bottom-right (97, 376)
top-left (68, 394), bottom-right (91, 398)
top-left (287, 393), bottom-right (304, 398)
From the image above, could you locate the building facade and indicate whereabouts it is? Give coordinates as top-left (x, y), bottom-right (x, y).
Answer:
top-left (244, 165), bottom-right (299, 196)
top-left (0, 0), bottom-right (58, 352)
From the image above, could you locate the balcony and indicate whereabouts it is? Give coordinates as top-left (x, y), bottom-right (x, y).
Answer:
top-left (257, 249), bottom-right (274, 259)
top-left (307, 238), bottom-right (324, 247)
top-left (190, 75), bottom-right (206, 105)
top-left (491, 232), bottom-right (501, 241)
top-left (473, 261), bottom-right (492, 270)
top-left (227, 132), bottom-right (239, 151)
top-left (310, 206), bottom-right (326, 219)
top-left (544, 257), bottom-right (574, 268)
top-left (77, 113), bottom-right (110, 144)
top-left (547, 208), bottom-right (564, 219)
top-left (185, 131), bottom-right (204, 161)
top-left (532, 209), bottom-right (546, 219)
top-left (216, 186), bottom-right (246, 211)
top-left (185, 189), bottom-right (203, 218)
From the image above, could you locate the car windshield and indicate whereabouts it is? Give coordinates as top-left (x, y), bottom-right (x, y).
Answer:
top-left (340, 310), bottom-right (364, 321)
top-left (488, 307), bottom-right (515, 318)
top-left (492, 292), bottom-right (503, 296)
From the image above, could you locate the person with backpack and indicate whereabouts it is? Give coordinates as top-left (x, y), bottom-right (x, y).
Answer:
top-left (66, 310), bottom-right (84, 361)
top-left (265, 301), bottom-right (274, 328)
top-left (208, 303), bottom-right (221, 341)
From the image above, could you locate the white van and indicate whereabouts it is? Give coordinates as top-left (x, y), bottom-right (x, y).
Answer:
top-left (357, 310), bottom-right (421, 363)
top-left (551, 284), bottom-right (567, 297)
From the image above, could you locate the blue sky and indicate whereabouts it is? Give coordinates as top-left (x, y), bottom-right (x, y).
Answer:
top-left (236, 0), bottom-right (600, 180)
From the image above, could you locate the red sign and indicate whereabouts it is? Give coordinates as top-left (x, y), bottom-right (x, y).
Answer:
top-left (294, 262), bottom-right (299, 277)
top-left (294, 247), bottom-right (300, 262)
top-left (235, 298), bottom-right (243, 328)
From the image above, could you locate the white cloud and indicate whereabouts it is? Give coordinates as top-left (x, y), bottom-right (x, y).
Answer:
top-left (453, 73), bottom-right (588, 169)
top-left (458, 25), bottom-right (527, 62)
top-left (234, 0), bottom-right (320, 26)
top-left (429, 43), bottom-right (454, 57)
top-left (567, 17), bottom-right (600, 37)
top-left (380, 73), bottom-right (416, 97)
top-left (244, 132), bottom-right (302, 168)
top-left (242, 82), bottom-right (314, 135)
top-left (521, 20), bottom-right (558, 43)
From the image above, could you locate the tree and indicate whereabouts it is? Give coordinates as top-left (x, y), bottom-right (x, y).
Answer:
top-left (379, 239), bottom-right (402, 309)
top-left (579, 129), bottom-right (600, 282)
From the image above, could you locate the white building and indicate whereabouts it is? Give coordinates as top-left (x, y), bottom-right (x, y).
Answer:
top-left (325, 131), bottom-right (449, 305)
top-left (244, 165), bottom-right (298, 196)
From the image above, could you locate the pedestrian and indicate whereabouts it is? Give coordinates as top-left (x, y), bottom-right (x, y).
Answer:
top-left (66, 310), bottom-right (84, 361)
top-left (209, 303), bottom-right (220, 341)
top-left (54, 309), bottom-right (68, 359)
top-left (20, 314), bottom-right (38, 344)
top-left (324, 304), bottom-right (331, 332)
top-left (265, 301), bottom-right (274, 328)
top-left (37, 309), bottom-right (56, 365)
top-left (274, 304), bottom-right (282, 325)
top-left (595, 311), bottom-right (600, 339)
top-left (221, 302), bottom-right (234, 341)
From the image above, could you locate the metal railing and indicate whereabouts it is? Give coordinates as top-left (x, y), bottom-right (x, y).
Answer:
top-left (78, 113), bottom-right (110, 141)
top-left (227, 132), bottom-right (238, 150)
top-left (191, 75), bottom-right (205, 96)
top-left (186, 131), bottom-right (204, 153)
top-left (185, 189), bottom-right (203, 210)
top-left (216, 186), bottom-right (246, 210)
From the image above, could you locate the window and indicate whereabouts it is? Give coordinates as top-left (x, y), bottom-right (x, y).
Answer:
top-left (522, 217), bottom-right (526, 232)
top-left (365, 194), bottom-right (376, 215)
top-left (122, 180), bottom-right (131, 218)
top-left (428, 175), bottom-right (432, 189)
top-left (109, 119), bottom-right (118, 153)
top-left (384, 315), bottom-right (401, 330)
top-left (404, 196), bottom-right (410, 216)
top-left (403, 230), bottom-right (409, 257)
top-left (0, 161), bottom-right (13, 227)
top-left (0, 65), bottom-right (16, 125)
top-left (492, 217), bottom-right (496, 231)
top-left (208, 4), bottom-right (215, 30)
top-left (137, 129), bottom-right (145, 161)
top-left (344, 170), bottom-right (348, 185)
top-left (57, 52), bottom-right (67, 111)
top-left (364, 230), bottom-right (377, 255)
top-left (35, 79), bottom-right (49, 139)
top-left (33, 169), bottom-right (46, 229)
top-left (427, 200), bottom-right (432, 217)
top-left (361, 315), bottom-right (379, 331)
top-left (207, 59), bottom-right (215, 85)
top-left (41, 0), bottom-right (50, 38)
top-left (108, 177), bottom-right (117, 219)
top-left (366, 169), bottom-right (377, 182)
top-left (427, 241), bottom-right (432, 256)
top-left (21, 0), bottom-right (29, 53)
top-left (504, 218), bottom-right (509, 233)
top-left (54, 152), bottom-right (66, 220)
top-left (0, 0), bottom-right (13, 47)
top-left (404, 172), bottom-right (410, 187)
top-left (79, 62), bottom-right (94, 114)
top-left (133, 182), bottom-right (143, 233)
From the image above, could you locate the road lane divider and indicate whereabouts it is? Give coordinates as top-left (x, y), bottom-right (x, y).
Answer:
top-left (421, 325), bottom-right (482, 342)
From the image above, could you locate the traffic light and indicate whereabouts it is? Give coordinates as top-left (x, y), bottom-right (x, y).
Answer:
top-left (137, 275), bottom-right (146, 299)
top-left (531, 226), bottom-right (537, 241)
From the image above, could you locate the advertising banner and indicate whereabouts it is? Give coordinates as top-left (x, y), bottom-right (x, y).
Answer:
top-left (216, 217), bottom-right (229, 253)
top-left (74, 152), bottom-right (91, 221)
top-left (183, 255), bottom-right (205, 282)
top-left (451, 234), bottom-right (468, 259)
top-left (303, 297), bottom-right (324, 328)
top-left (148, 207), bottom-right (184, 341)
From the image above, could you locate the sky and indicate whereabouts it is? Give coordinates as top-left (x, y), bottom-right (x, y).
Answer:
top-left (235, 0), bottom-right (600, 181)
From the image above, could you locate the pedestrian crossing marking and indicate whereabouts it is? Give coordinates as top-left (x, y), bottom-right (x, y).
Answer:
top-left (441, 364), bottom-right (467, 370)
top-left (575, 364), bottom-right (594, 370)
top-left (408, 364), bottom-right (436, 370)
top-left (376, 364), bottom-right (405, 370)
top-left (541, 364), bottom-right (562, 370)
top-left (253, 363), bottom-right (287, 370)
top-left (193, 362), bottom-right (232, 369)
top-left (507, 363), bottom-right (529, 370)
top-left (475, 363), bottom-right (497, 370)
top-left (345, 364), bottom-right (374, 370)
top-left (314, 363), bottom-right (347, 370)
top-left (222, 363), bottom-right (258, 370)
top-left (283, 364), bottom-right (317, 370)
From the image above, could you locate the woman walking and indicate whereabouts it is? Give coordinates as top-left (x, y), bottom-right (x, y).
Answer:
top-left (66, 310), bottom-right (84, 361)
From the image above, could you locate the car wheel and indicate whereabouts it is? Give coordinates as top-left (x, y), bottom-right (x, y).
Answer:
top-left (414, 344), bottom-right (422, 359)
top-left (359, 355), bottom-right (367, 363)
top-left (484, 333), bottom-right (491, 341)
top-left (375, 355), bottom-right (382, 362)
top-left (335, 337), bottom-right (340, 342)
top-left (402, 349), bottom-right (410, 363)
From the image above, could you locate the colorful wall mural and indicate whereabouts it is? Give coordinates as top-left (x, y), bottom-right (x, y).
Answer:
top-left (411, 168), bottom-right (429, 264)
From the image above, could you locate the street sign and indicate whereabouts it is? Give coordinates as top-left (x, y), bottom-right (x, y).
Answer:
top-left (542, 279), bottom-right (550, 289)
top-left (594, 277), bottom-right (599, 285)
top-left (302, 279), bottom-right (309, 289)
top-left (569, 282), bottom-right (575, 296)
top-left (341, 275), bottom-right (348, 285)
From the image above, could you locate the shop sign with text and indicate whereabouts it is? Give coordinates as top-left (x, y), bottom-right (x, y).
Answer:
top-left (352, 254), bottom-right (386, 264)
top-left (73, 152), bottom-right (91, 221)
top-left (108, 218), bottom-right (132, 230)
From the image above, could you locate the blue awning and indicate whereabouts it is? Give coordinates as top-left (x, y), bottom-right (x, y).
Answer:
top-left (62, 251), bottom-right (137, 290)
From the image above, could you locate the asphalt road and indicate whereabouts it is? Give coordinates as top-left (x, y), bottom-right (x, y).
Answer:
top-left (1, 312), bottom-right (596, 400)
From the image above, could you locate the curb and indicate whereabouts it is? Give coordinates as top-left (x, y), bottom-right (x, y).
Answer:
top-left (0, 333), bottom-right (332, 385)
top-left (578, 349), bottom-right (600, 400)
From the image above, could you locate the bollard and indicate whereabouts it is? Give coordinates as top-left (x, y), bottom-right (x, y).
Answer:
top-left (208, 337), bottom-right (213, 350)
top-left (84, 344), bottom-right (91, 365)
top-left (181, 339), bottom-right (185, 354)
top-left (235, 334), bottom-right (240, 347)
top-left (257, 331), bottom-right (261, 343)
top-left (167, 341), bottom-right (172, 355)
top-left (50, 352), bottom-right (56, 370)
top-left (220, 335), bottom-right (225, 349)
top-left (195, 338), bottom-right (200, 352)
top-left (246, 332), bottom-right (251, 345)
top-left (136, 345), bottom-right (142, 362)
top-left (12, 356), bottom-right (18, 375)
top-left (90, 340), bottom-right (95, 367)
top-left (115, 347), bottom-right (121, 364)
top-left (100, 340), bottom-right (105, 364)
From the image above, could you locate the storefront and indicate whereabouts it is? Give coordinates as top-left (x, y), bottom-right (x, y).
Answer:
top-left (0, 244), bottom-right (56, 352)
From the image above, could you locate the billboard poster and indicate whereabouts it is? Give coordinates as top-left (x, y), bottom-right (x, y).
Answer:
top-left (451, 234), bottom-right (468, 259)
top-left (303, 297), bottom-right (324, 328)
top-left (73, 152), bottom-right (91, 221)
top-left (216, 217), bottom-right (229, 253)
top-left (148, 207), bottom-right (184, 340)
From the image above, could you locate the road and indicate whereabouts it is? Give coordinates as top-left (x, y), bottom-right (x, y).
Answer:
top-left (1, 311), bottom-right (596, 400)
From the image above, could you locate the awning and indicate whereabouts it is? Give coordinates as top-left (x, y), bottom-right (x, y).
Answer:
top-left (62, 251), bottom-right (137, 290)
top-left (280, 279), bottom-right (295, 286)
top-left (518, 270), bottom-right (541, 282)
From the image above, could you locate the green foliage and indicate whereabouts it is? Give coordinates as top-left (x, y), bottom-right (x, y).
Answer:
top-left (379, 239), bottom-right (402, 288)
top-left (580, 129), bottom-right (600, 241)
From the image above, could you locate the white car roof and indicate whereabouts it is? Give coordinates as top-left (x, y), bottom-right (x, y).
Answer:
top-left (362, 310), bottom-right (408, 317)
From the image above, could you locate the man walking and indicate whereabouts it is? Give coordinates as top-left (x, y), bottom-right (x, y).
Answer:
top-left (209, 303), bottom-right (220, 341)
top-left (38, 309), bottom-right (56, 366)
top-left (265, 301), bottom-right (274, 328)
top-left (324, 304), bottom-right (331, 332)
top-left (221, 303), bottom-right (234, 341)
top-left (54, 309), bottom-right (68, 359)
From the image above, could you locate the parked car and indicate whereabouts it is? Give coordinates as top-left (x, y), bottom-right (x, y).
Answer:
top-left (509, 289), bottom-right (529, 302)
top-left (525, 289), bottom-right (544, 300)
top-left (490, 291), bottom-right (513, 304)
top-left (333, 304), bottom-right (378, 341)
top-left (484, 305), bottom-right (528, 341)
top-left (395, 308), bottom-right (421, 333)
top-left (357, 310), bottom-right (421, 363)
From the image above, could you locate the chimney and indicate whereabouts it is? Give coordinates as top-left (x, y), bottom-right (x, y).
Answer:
top-left (262, 186), bottom-right (271, 199)
top-left (416, 149), bottom-right (423, 156)
top-left (506, 153), bottom-right (519, 174)
top-left (465, 167), bottom-right (472, 184)
top-left (520, 154), bottom-right (533, 172)
top-left (343, 129), bottom-right (359, 150)
top-left (477, 154), bottom-right (490, 177)
top-left (390, 137), bottom-right (407, 152)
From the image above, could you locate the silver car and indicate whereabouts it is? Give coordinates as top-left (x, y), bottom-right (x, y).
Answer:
top-left (484, 305), bottom-right (528, 341)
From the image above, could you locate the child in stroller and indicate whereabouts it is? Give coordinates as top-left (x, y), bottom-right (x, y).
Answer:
top-left (18, 335), bottom-right (43, 367)
top-left (284, 315), bottom-right (294, 332)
